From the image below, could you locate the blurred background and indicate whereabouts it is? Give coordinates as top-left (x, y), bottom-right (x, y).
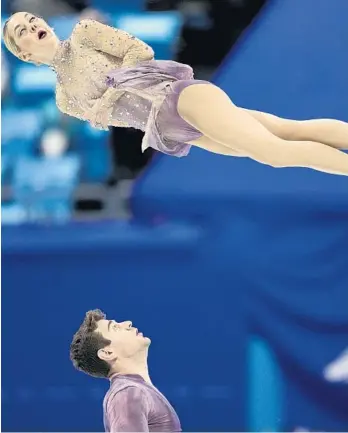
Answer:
top-left (2, 0), bottom-right (348, 431)
top-left (1, 0), bottom-right (265, 222)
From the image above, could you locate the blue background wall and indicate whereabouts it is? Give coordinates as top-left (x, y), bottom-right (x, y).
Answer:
top-left (2, 222), bottom-right (246, 431)
top-left (2, 0), bottom-right (348, 431)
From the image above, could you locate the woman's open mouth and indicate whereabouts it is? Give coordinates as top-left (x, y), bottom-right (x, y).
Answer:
top-left (38, 30), bottom-right (47, 40)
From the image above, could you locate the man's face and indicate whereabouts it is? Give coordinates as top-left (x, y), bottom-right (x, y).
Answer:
top-left (96, 319), bottom-right (151, 362)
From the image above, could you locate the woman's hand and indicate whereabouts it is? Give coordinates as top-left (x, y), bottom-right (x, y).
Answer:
top-left (85, 98), bottom-right (112, 130)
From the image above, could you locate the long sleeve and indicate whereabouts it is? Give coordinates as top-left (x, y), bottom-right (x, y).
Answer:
top-left (72, 19), bottom-right (155, 67)
top-left (55, 84), bottom-right (85, 121)
top-left (56, 83), bottom-right (128, 129)
top-left (106, 387), bottom-right (149, 432)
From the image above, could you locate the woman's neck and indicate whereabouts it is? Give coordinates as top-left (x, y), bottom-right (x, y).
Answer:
top-left (46, 39), bottom-right (63, 67)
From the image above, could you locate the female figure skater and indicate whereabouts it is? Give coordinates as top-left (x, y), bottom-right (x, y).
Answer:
top-left (3, 12), bottom-right (348, 175)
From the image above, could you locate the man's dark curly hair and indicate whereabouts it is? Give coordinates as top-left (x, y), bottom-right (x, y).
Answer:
top-left (70, 309), bottom-right (112, 378)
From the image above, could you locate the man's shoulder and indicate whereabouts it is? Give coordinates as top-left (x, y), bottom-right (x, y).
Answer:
top-left (103, 383), bottom-right (148, 415)
top-left (104, 379), bottom-right (146, 402)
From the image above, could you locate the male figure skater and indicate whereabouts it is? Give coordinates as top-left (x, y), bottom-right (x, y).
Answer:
top-left (70, 309), bottom-right (181, 432)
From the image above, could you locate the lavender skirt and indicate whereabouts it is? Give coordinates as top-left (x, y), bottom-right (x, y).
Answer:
top-left (106, 60), bottom-right (209, 157)
top-left (156, 79), bottom-right (209, 156)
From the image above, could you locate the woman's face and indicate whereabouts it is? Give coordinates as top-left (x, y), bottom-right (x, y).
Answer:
top-left (7, 12), bottom-right (59, 63)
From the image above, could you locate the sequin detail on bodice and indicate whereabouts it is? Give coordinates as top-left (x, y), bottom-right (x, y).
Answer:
top-left (52, 19), bottom-right (155, 127)
top-left (52, 40), bottom-right (127, 118)
top-left (51, 20), bottom-right (198, 157)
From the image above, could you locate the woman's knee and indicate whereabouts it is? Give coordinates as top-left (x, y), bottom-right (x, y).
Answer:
top-left (245, 110), bottom-right (299, 141)
top-left (276, 120), bottom-right (299, 140)
top-left (189, 135), bottom-right (244, 156)
top-left (250, 152), bottom-right (286, 168)
top-left (248, 138), bottom-right (308, 168)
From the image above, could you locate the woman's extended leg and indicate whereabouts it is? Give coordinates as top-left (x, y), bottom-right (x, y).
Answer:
top-left (244, 109), bottom-right (348, 150)
top-left (186, 136), bottom-right (246, 157)
top-left (179, 83), bottom-right (348, 176)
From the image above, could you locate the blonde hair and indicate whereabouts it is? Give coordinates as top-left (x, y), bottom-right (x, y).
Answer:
top-left (3, 18), bottom-right (22, 59)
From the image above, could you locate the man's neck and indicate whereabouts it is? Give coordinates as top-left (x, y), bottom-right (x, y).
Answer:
top-left (110, 351), bottom-right (152, 384)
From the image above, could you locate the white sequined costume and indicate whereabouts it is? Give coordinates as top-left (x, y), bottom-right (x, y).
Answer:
top-left (52, 19), bottom-right (205, 157)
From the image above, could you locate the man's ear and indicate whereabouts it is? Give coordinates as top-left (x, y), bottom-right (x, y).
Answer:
top-left (98, 347), bottom-right (117, 362)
